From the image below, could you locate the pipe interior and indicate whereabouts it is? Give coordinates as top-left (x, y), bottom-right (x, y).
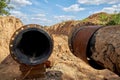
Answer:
top-left (17, 30), bottom-right (50, 59)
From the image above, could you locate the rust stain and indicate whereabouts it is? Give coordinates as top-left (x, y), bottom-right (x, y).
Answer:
top-left (69, 26), bottom-right (101, 63)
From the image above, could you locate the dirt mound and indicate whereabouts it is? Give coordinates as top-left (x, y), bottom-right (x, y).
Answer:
top-left (0, 34), bottom-right (119, 80)
top-left (44, 15), bottom-right (120, 79)
top-left (0, 16), bottom-right (23, 62)
top-left (47, 34), bottom-right (120, 80)
top-left (83, 12), bottom-right (111, 25)
top-left (88, 12), bottom-right (109, 19)
top-left (45, 24), bottom-right (120, 79)
top-left (45, 13), bottom-right (111, 36)
top-left (45, 20), bottom-right (95, 36)
top-left (0, 15), bottom-right (120, 80)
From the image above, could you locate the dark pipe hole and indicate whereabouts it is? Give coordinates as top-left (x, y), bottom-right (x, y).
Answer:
top-left (88, 59), bottom-right (104, 70)
top-left (17, 30), bottom-right (50, 59)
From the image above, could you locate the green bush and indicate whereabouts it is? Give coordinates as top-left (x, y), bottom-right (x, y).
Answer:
top-left (107, 13), bottom-right (120, 25)
top-left (106, 20), bottom-right (116, 25)
top-left (99, 14), bottom-right (109, 23)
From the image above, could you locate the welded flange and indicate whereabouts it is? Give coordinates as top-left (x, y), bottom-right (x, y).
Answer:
top-left (9, 24), bottom-right (53, 65)
top-left (68, 26), bottom-right (101, 63)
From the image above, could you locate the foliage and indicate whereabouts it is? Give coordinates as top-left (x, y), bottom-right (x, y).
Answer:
top-left (0, 0), bottom-right (13, 16)
top-left (99, 13), bottom-right (109, 25)
top-left (106, 20), bottom-right (116, 25)
top-left (82, 18), bottom-right (88, 22)
top-left (82, 12), bottom-right (120, 26)
top-left (107, 13), bottom-right (120, 25)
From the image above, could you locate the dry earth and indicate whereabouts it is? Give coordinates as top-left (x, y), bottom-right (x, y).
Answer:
top-left (0, 16), bottom-right (120, 80)
top-left (0, 16), bottom-right (23, 62)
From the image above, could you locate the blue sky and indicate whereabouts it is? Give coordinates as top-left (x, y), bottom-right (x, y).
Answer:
top-left (10, 0), bottom-right (120, 26)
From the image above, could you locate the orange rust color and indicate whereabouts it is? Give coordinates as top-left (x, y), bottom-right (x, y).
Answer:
top-left (72, 26), bottom-right (101, 63)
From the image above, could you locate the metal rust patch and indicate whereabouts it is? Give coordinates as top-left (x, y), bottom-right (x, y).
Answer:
top-left (69, 26), bottom-right (101, 63)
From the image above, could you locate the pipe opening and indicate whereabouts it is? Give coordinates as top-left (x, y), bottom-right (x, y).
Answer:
top-left (18, 30), bottom-right (50, 58)
top-left (12, 28), bottom-right (53, 65)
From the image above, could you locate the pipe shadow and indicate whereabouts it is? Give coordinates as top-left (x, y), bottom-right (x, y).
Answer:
top-left (46, 70), bottom-right (63, 80)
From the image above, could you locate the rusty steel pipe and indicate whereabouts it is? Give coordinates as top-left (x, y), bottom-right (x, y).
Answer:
top-left (69, 26), bottom-right (101, 63)
top-left (69, 25), bottom-right (120, 75)
top-left (9, 24), bottom-right (53, 65)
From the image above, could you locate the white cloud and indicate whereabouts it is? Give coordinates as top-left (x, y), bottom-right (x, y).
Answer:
top-left (11, 0), bottom-right (32, 7)
top-left (35, 14), bottom-right (46, 17)
top-left (31, 17), bottom-right (41, 20)
top-left (31, 13), bottom-right (47, 21)
top-left (11, 10), bottom-right (27, 19)
top-left (10, 10), bottom-right (52, 25)
top-left (78, 0), bottom-right (120, 5)
top-left (63, 4), bottom-right (85, 12)
top-left (31, 17), bottom-right (52, 25)
top-left (31, 18), bottom-right (50, 22)
top-left (95, 4), bottom-right (120, 13)
top-left (56, 4), bottom-right (63, 8)
top-left (54, 15), bottom-right (75, 21)
top-left (10, 10), bottom-right (29, 23)
top-left (31, 14), bottom-right (52, 24)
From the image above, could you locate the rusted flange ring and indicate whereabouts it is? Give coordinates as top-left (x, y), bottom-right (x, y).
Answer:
top-left (68, 26), bottom-right (101, 63)
top-left (9, 24), bottom-right (53, 65)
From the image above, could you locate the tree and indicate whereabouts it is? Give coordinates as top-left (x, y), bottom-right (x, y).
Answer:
top-left (0, 0), bottom-right (13, 16)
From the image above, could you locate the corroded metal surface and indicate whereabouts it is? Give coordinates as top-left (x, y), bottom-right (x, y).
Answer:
top-left (9, 24), bottom-right (53, 79)
top-left (69, 26), bottom-right (101, 63)
top-left (9, 24), bottom-right (53, 65)
top-left (90, 25), bottom-right (120, 76)
top-left (20, 63), bottom-right (46, 79)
